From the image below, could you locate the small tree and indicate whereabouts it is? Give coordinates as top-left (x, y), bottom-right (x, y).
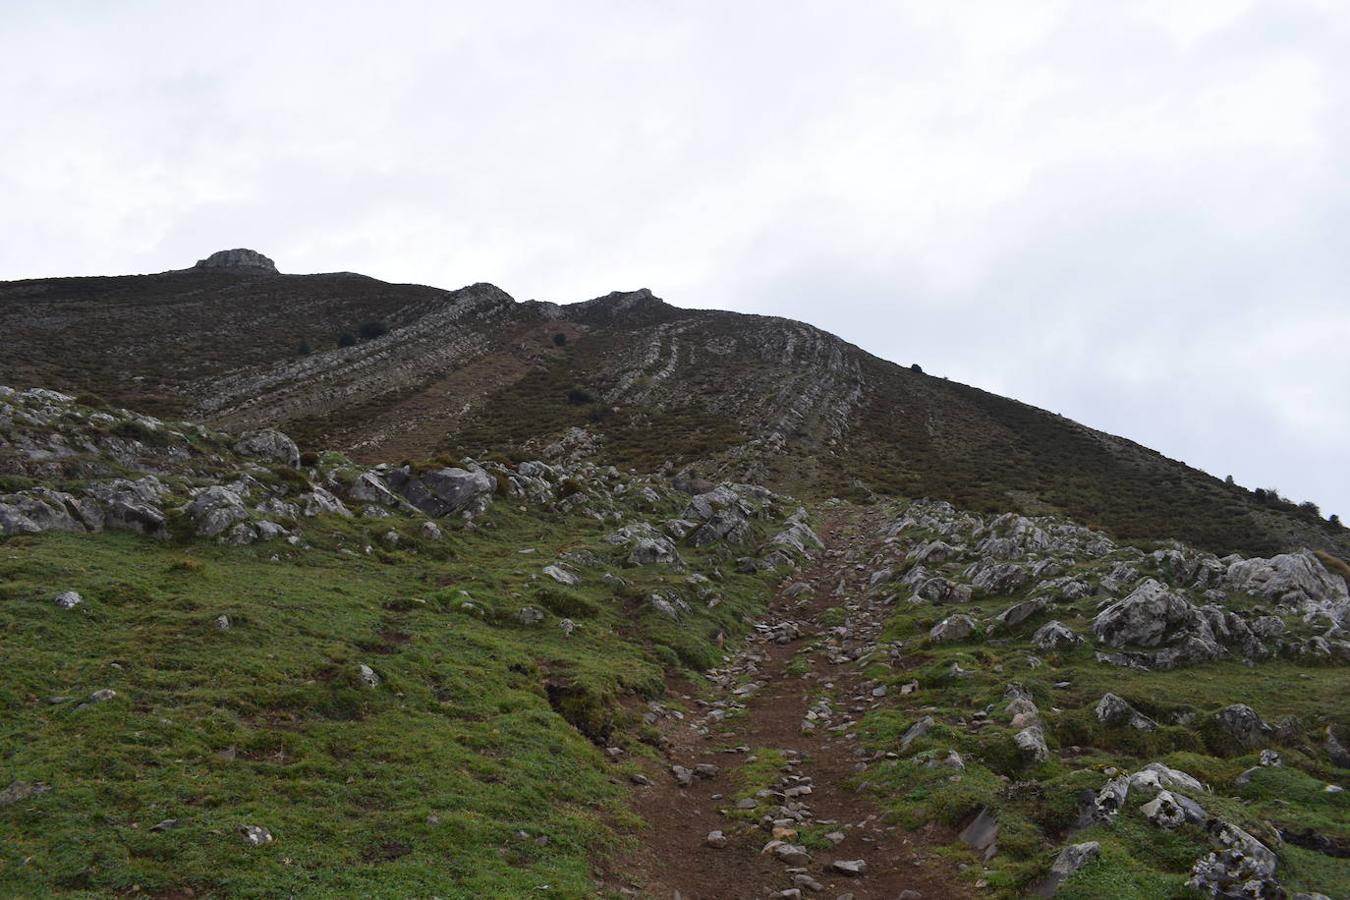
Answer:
top-left (1331, 514), bottom-right (1342, 529)
top-left (358, 320), bottom-right (389, 340)
top-left (297, 340), bottom-right (312, 355)
top-left (910, 363), bottom-right (923, 373)
top-left (552, 333), bottom-right (568, 347)
top-left (338, 332), bottom-right (357, 348)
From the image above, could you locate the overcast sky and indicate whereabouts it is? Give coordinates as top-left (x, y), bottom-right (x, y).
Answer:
top-left (2, 1), bottom-right (1347, 517)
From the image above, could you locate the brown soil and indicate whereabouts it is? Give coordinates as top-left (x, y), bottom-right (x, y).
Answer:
top-left (604, 508), bottom-right (972, 899)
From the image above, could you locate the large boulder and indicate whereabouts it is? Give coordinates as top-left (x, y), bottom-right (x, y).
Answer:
top-left (929, 614), bottom-right (975, 643)
top-left (347, 471), bottom-right (404, 507)
top-left (84, 477), bottom-right (168, 536)
top-left (1014, 726), bottom-right (1050, 765)
top-left (771, 510), bottom-right (823, 556)
top-left (1032, 620), bottom-right (1082, 650)
top-left (185, 486), bottom-right (249, 537)
top-left (194, 248), bottom-right (278, 273)
top-left (1225, 550), bottom-right (1350, 626)
top-left (1093, 579), bottom-right (1196, 648)
top-left (964, 559), bottom-right (1030, 595)
top-left (1030, 842), bottom-right (1100, 897)
top-left (1213, 704), bottom-right (1271, 750)
top-left (0, 488), bottom-right (88, 535)
top-left (393, 467), bottom-right (496, 517)
top-left (1095, 693), bottom-right (1156, 731)
top-left (995, 597), bottom-right (1048, 630)
top-left (1186, 821), bottom-right (1280, 898)
top-left (233, 429), bottom-right (300, 468)
top-left (684, 486), bottom-right (754, 547)
top-left (297, 487), bottom-right (351, 518)
top-left (607, 522), bottom-right (682, 566)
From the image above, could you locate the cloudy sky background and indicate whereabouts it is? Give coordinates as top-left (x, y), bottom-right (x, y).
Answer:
top-left (3, 1), bottom-right (1347, 516)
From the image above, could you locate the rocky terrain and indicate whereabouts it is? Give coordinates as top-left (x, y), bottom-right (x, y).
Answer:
top-left (1, 251), bottom-right (1347, 898)
top-left (3, 250), bottom-right (1346, 557)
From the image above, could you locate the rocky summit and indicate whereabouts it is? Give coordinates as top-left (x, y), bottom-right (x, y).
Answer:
top-left (192, 247), bottom-right (279, 274)
top-left (0, 254), bottom-right (1346, 899)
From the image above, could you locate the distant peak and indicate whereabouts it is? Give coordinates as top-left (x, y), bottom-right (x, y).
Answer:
top-left (575, 288), bottom-right (662, 310)
top-left (193, 248), bottom-right (278, 274)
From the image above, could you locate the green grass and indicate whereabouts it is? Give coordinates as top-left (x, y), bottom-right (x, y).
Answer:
top-left (852, 525), bottom-right (1350, 899)
top-left (0, 499), bottom-right (780, 898)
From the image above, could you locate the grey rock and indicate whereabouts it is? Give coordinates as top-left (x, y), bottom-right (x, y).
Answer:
top-left (900, 715), bottom-right (935, 752)
top-left (395, 467), bottom-right (496, 518)
top-left (1214, 704), bottom-right (1271, 749)
top-left (0, 488), bottom-right (87, 535)
top-left (1187, 820), bottom-right (1279, 898)
top-left (684, 486), bottom-right (754, 547)
top-left (239, 824), bottom-right (274, 846)
top-left (1327, 726), bottom-right (1350, 768)
top-left (1030, 841), bottom-right (1100, 897)
top-left (1031, 620), bottom-right (1082, 650)
top-left (88, 688), bottom-right (117, 703)
top-left (54, 590), bottom-right (82, 610)
top-left (195, 248), bottom-right (278, 273)
top-left (0, 780), bottom-right (50, 807)
top-left (420, 520), bottom-right (443, 540)
top-left (929, 614), bottom-right (975, 643)
top-left (356, 664), bottom-right (381, 688)
top-left (1225, 549), bottom-right (1350, 624)
top-left (186, 485), bottom-right (249, 538)
top-left (646, 592), bottom-right (689, 620)
top-left (1139, 790), bottom-right (1187, 829)
top-left (831, 859), bottom-right (866, 876)
top-left (771, 842), bottom-right (811, 864)
top-left (964, 559), bottom-right (1029, 594)
top-left (348, 471), bottom-right (403, 507)
top-left (84, 477), bottom-right (169, 535)
top-left (214, 614), bottom-right (231, 630)
top-left (771, 512), bottom-right (823, 556)
top-left (996, 597), bottom-right (1048, 630)
top-left (1092, 579), bottom-right (1196, 648)
top-left (1130, 763), bottom-right (1207, 796)
top-left (1095, 693), bottom-right (1156, 731)
top-left (958, 806), bottom-right (999, 861)
top-left (705, 830), bottom-right (728, 848)
top-left (628, 536), bottom-right (681, 566)
top-left (297, 487), bottom-right (351, 518)
top-left (516, 606), bottom-right (545, 626)
top-left (910, 539), bottom-right (957, 563)
top-left (543, 565), bottom-right (580, 586)
top-left (233, 428), bottom-right (300, 468)
top-left (1014, 726), bottom-right (1050, 765)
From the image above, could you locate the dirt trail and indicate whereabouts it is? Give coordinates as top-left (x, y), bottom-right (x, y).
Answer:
top-left (612, 507), bottom-right (971, 899)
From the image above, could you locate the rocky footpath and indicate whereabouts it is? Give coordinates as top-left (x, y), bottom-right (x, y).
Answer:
top-left (610, 499), bottom-right (1347, 898)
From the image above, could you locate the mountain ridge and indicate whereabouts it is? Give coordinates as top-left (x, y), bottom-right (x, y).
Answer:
top-left (1, 252), bottom-right (1344, 558)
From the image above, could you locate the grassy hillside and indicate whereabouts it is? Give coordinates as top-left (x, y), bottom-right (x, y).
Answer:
top-left (0, 503), bottom-right (780, 897)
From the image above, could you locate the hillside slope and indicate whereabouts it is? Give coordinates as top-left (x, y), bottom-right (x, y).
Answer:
top-left (1, 251), bottom-right (1344, 557)
top-left (1, 388), bottom-right (1346, 898)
